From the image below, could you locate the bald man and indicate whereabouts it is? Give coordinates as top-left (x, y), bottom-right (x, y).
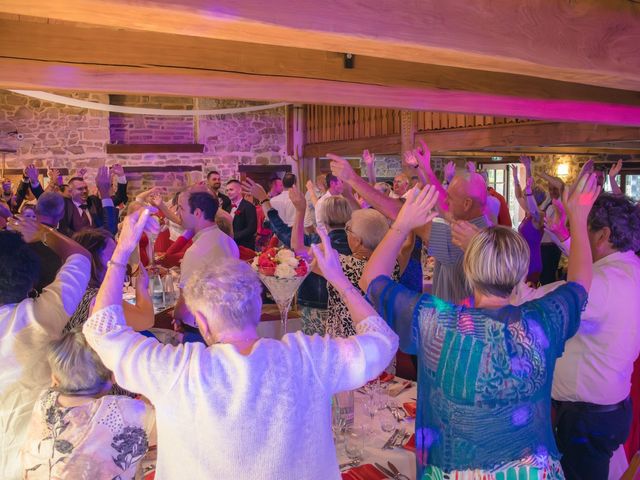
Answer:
top-left (427, 173), bottom-right (489, 303)
top-left (328, 154), bottom-right (488, 303)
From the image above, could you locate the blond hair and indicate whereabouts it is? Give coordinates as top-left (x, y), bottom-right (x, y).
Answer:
top-left (48, 329), bottom-right (112, 396)
top-left (183, 259), bottom-right (263, 331)
top-left (348, 208), bottom-right (390, 251)
top-left (463, 226), bottom-right (529, 298)
top-left (320, 196), bottom-right (352, 229)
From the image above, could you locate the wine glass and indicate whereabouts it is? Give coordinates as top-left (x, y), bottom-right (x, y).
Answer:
top-left (344, 427), bottom-right (365, 466)
top-left (363, 397), bottom-right (378, 434)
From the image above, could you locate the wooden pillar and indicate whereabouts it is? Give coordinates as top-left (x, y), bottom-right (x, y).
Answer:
top-left (400, 110), bottom-right (417, 175)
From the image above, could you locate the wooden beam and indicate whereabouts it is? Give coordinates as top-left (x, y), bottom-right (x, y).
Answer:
top-left (4, 57), bottom-right (640, 127)
top-left (303, 135), bottom-right (401, 158)
top-left (1, 1), bottom-right (639, 91)
top-left (2, 19), bottom-right (638, 110)
top-left (123, 165), bottom-right (202, 173)
top-left (416, 122), bottom-right (640, 153)
top-left (106, 144), bottom-right (205, 154)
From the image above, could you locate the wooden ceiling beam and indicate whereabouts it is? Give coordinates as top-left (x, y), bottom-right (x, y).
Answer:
top-left (303, 135), bottom-right (401, 158)
top-left (1, 0), bottom-right (639, 91)
top-left (2, 19), bottom-right (638, 110)
top-left (416, 122), bottom-right (640, 153)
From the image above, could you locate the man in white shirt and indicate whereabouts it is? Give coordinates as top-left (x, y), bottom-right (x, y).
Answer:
top-left (173, 187), bottom-right (239, 341)
top-left (314, 173), bottom-right (344, 229)
top-left (269, 172), bottom-right (298, 227)
top-left (0, 221), bottom-right (90, 479)
top-left (513, 193), bottom-right (640, 480)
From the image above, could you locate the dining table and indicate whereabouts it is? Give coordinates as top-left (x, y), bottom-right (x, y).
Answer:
top-left (338, 381), bottom-right (417, 480)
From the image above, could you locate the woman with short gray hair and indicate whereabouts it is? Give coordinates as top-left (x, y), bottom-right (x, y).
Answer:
top-left (82, 207), bottom-right (398, 479)
top-left (360, 179), bottom-right (600, 480)
top-left (20, 330), bottom-right (155, 479)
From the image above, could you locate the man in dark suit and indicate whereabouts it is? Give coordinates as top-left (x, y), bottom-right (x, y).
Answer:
top-left (58, 166), bottom-right (118, 236)
top-left (225, 179), bottom-right (257, 250)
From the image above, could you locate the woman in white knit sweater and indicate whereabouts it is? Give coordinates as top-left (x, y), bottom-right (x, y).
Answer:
top-left (83, 207), bottom-right (399, 480)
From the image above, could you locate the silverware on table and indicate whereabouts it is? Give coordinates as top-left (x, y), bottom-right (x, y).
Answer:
top-left (374, 462), bottom-right (395, 478)
top-left (387, 461), bottom-right (411, 480)
top-left (381, 428), bottom-right (399, 450)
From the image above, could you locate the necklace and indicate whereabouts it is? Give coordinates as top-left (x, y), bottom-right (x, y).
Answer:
top-left (216, 334), bottom-right (259, 344)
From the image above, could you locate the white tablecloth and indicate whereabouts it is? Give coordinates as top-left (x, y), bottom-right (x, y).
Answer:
top-left (337, 383), bottom-right (418, 479)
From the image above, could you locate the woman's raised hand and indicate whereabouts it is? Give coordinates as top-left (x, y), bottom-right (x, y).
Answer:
top-left (311, 227), bottom-right (347, 287)
top-left (393, 184), bottom-right (439, 234)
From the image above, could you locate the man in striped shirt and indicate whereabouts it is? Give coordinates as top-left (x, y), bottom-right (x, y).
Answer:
top-left (328, 152), bottom-right (487, 304)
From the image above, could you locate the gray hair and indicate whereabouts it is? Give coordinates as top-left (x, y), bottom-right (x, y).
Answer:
top-left (463, 226), bottom-right (529, 298)
top-left (35, 191), bottom-right (65, 222)
top-left (183, 259), bottom-right (263, 330)
top-left (588, 193), bottom-right (640, 252)
top-left (319, 196), bottom-right (352, 229)
top-left (347, 208), bottom-right (390, 251)
top-left (48, 329), bottom-right (112, 396)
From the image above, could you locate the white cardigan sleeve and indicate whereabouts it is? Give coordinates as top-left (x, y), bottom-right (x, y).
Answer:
top-left (299, 315), bottom-right (399, 394)
top-left (31, 254), bottom-right (91, 338)
top-left (83, 304), bottom-right (190, 400)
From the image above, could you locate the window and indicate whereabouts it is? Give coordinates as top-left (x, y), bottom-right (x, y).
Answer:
top-left (483, 164), bottom-right (523, 226)
top-left (626, 175), bottom-right (640, 201)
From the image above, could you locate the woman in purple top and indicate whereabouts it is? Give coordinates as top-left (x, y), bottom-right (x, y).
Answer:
top-left (512, 158), bottom-right (548, 285)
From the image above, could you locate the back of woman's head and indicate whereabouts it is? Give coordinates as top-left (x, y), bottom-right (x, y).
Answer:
top-left (320, 196), bottom-right (352, 228)
top-left (0, 230), bottom-right (40, 305)
top-left (348, 208), bottom-right (390, 251)
top-left (183, 259), bottom-right (263, 331)
top-left (463, 226), bottom-right (530, 298)
top-left (72, 228), bottom-right (114, 287)
top-left (588, 193), bottom-right (640, 253)
top-left (48, 329), bottom-right (112, 396)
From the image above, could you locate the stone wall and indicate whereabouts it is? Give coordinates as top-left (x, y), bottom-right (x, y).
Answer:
top-left (109, 95), bottom-right (195, 144)
top-left (0, 90), bottom-right (287, 199)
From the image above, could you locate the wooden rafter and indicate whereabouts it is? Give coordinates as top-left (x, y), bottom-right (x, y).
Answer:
top-left (1, 15), bottom-right (640, 125)
top-left (1, 0), bottom-right (639, 91)
top-left (304, 122), bottom-right (640, 156)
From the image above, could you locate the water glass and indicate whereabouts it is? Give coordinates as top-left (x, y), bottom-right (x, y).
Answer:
top-left (344, 427), bottom-right (365, 463)
top-left (379, 409), bottom-right (395, 433)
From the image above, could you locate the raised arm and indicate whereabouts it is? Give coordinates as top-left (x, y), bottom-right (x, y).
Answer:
top-left (289, 185), bottom-right (312, 255)
top-left (608, 159), bottom-right (623, 195)
top-left (415, 140), bottom-right (448, 211)
top-left (403, 151), bottom-right (428, 187)
top-left (362, 149), bottom-right (377, 185)
top-left (310, 227), bottom-right (399, 391)
top-left (328, 153), bottom-right (403, 220)
top-left (83, 207), bottom-right (185, 399)
top-left (360, 185), bottom-right (439, 292)
top-left (564, 173), bottom-right (600, 291)
top-left (305, 180), bottom-right (320, 206)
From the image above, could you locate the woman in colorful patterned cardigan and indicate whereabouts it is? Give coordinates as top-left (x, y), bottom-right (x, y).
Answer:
top-left (359, 177), bottom-right (600, 480)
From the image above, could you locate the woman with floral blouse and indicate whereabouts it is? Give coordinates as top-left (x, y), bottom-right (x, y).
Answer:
top-left (21, 330), bottom-right (155, 479)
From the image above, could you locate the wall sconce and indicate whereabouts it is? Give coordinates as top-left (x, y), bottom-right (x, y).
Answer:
top-left (556, 163), bottom-right (569, 177)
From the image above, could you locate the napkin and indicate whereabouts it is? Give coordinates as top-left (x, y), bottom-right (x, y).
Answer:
top-left (403, 401), bottom-right (417, 418)
top-left (402, 433), bottom-right (416, 453)
top-left (342, 463), bottom-right (388, 480)
top-left (388, 380), bottom-right (412, 397)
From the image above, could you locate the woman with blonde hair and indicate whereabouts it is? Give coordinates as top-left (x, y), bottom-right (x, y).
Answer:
top-left (360, 177), bottom-right (600, 480)
top-left (21, 329), bottom-right (155, 479)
